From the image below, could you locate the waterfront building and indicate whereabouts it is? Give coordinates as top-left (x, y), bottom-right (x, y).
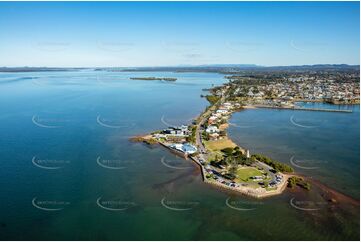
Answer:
top-left (206, 125), bottom-right (219, 133)
top-left (163, 125), bottom-right (189, 136)
top-left (209, 133), bottom-right (220, 140)
top-left (208, 116), bottom-right (218, 124)
top-left (170, 143), bottom-right (197, 154)
top-left (216, 109), bottom-right (228, 114)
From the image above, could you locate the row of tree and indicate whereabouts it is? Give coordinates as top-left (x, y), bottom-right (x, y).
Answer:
top-left (251, 154), bottom-right (294, 173)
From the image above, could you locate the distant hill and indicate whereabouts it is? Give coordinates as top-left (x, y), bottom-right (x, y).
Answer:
top-left (262, 64), bottom-right (360, 71)
top-left (0, 64), bottom-right (358, 73)
top-left (108, 64), bottom-right (359, 73)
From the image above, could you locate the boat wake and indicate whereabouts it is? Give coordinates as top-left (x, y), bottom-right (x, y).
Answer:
top-left (228, 122), bottom-right (255, 128)
top-left (290, 115), bottom-right (320, 128)
top-left (161, 115), bottom-right (176, 127)
top-left (290, 156), bottom-right (320, 170)
top-left (160, 156), bottom-right (192, 170)
top-left (96, 115), bottom-right (135, 129)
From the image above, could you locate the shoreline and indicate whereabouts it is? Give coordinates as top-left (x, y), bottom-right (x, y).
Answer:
top-left (253, 104), bottom-right (353, 113)
top-left (309, 178), bottom-right (360, 206)
top-left (132, 100), bottom-right (292, 198)
top-left (131, 85), bottom-right (357, 199)
top-left (208, 106), bottom-right (290, 198)
top-left (225, 104), bottom-right (359, 202)
top-left (158, 137), bottom-right (291, 199)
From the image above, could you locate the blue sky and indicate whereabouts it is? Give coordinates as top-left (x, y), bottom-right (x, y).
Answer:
top-left (0, 1), bottom-right (359, 67)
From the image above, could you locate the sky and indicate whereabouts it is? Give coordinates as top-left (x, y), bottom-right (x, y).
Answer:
top-left (0, 1), bottom-right (359, 67)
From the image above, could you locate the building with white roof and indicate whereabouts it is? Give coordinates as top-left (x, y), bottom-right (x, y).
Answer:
top-left (206, 125), bottom-right (219, 133)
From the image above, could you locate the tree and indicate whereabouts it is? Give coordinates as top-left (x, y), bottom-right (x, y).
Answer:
top-left (233, 147), bottom-right (242, 157)
top-left (251, 154), bottom-right (294, 173)
top-left (221, 147), bottom-right (234, 156)
top-left (227, 158), bottom-right (238, 180)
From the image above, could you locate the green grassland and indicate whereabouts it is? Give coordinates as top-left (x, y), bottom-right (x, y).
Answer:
top-left (236, 167), bottom-right (264, 182)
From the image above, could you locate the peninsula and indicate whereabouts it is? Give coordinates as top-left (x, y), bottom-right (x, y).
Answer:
top-left (132, 67), bottom-right (358, 198)
top-left (130, 77), bottom-right (177, 82)
top-left (133, 85), bottom-right (301, 198)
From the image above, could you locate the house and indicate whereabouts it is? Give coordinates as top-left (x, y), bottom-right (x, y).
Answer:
top-left (208, 116), bottom-right (218, 124)
top-left (223, 102), bottom-right (232, 108)
top-left (216, 109), bottom-right (228, 114)
top-left (163, 129), bottom-right (178, 135)
top-left (208, 133), bottom-right (219, 140)
top-left (206, 125), bottom-right (219, 133)
top-left (178, 125), bottom-right (189, 132)
top-left (163, 125), bottom-right (189, 136)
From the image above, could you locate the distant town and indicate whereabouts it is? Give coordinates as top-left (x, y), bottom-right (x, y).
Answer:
top-left (224, 70), bottom-right (359, 106)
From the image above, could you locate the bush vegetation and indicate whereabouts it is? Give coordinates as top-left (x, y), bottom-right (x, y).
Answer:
top-left (287, 176), bottom-right (311, 190)
top-left (205, 95), bottom-right (220, 105)
top-left (251, 154), bottom-right (294, 173)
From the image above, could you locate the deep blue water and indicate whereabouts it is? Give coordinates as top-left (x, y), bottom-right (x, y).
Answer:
top-left (0, 70), bottom-right (359, 240)
top-left (229, 103), bottom-right (360, 199)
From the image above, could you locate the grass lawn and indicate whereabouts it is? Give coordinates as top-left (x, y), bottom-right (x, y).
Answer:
top-left (204, 137), bottom-right (237, 151)
top-left (236, 167), bottom-right (264, 182)
top-left (266, 187), bottom-right (278, 191)
top-left (207, 152), bottom-right (219, 162)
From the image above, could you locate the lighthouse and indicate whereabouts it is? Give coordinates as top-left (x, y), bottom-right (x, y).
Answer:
top-left (246, 149), bottom-right (250, 158)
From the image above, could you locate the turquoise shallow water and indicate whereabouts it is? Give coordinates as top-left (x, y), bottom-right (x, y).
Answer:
top-left (0, 71), bottom-right (359, 240)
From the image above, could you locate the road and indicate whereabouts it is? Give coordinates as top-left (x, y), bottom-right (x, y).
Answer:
top-left (256, 161), bottom-right (278, 183)
top-left (195, 95), bottom-right (226, 161)
top-left (193, 93), bottom-right (280, 185)
top-left (191, 92), bottom-right (284, 191)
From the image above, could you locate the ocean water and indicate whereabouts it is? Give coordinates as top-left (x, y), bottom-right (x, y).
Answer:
top-left (0, 70), bottom-right (359, 240)
top-left (229, 103), bottom-right (360, 199)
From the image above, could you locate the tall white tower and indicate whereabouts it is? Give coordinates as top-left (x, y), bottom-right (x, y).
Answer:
top-left (246, 149), bottom-right (250, 158)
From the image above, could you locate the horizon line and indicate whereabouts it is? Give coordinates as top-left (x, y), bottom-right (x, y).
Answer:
top-left (1, 63), bottom-right (360, 69)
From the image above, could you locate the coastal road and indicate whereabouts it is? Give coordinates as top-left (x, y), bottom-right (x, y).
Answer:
top-left (195, 95), bottom-right (226, 161)
top-left (256, 161), bottom-right (278, 183)
top-left (193, 92), bottom-right (282, 188)
top-left (195, 115), bottom-right (208, 161)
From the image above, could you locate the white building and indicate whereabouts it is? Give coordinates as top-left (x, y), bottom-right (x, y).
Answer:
top-left (170, 143), bottom-right (197, 154)
top-left (206, 125), bottom-right (219, 133)
top-left (216, 109), bottom-right (228, 114)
